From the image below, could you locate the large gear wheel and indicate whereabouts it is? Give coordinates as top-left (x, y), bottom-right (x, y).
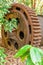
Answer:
top-left (1, 3), bottom-right (41, 50)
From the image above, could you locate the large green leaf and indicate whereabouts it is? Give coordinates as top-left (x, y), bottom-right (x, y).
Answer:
top-left (37, 58), bottom-right (43, 65)
top-left (20, 51), bottom-right (29, 61)
top-left (26, 53), bottom-right (34, 65)
top-left (14, 45), bottom-right (32, 58)
top-left (37, 48), bottom-right (43, 57)
top-left (30, 47), bottom-right (42, 65)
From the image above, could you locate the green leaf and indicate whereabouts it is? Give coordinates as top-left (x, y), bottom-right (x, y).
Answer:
top-left (20, 51), bottom-right (29, 62)
top-left (41, 58), bottom-right (43, 65)
top-left (14, 45), bottom-right (32, 58)
top-left (0, 47), bottom-right (7, 65)
top-left (0, 0), bottom-right (14, 32)
top-left (30, 47), bottom-right (42, 65)
top-left (26, 54), bottom-right (34, 65)
top-left (37, 48), bottom-right (43, 57)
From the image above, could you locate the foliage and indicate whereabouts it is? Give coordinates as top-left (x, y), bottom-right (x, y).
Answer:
top-left (15, 0), bottom-right (43, 15)
top-left (14, 45), bottom-right (43, 65)
top-left (0, 0), bottom-right (18, 32)
top-left (15, 0), bottom-right (31, 7)
top-left (35, 0), bottom-right (43, 15)
top-left (0, 47), bottom-right (7, 65)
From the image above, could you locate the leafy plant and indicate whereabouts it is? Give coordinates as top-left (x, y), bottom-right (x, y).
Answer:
top-left (16, 0), bottom-right (43, 15)
top-left (0, 0), bottom-right (18, 32)
top-left (14, 45), bottom-right (43, 65)
top-left (0, 47), bottom-right (7, 65)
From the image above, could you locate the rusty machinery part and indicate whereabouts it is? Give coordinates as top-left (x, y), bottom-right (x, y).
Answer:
top-left (1, 3), bottom-right (41, 50)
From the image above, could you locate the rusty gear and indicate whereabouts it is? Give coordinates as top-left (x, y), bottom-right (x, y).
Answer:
top-left (1, 3), bottom-right (41, 50)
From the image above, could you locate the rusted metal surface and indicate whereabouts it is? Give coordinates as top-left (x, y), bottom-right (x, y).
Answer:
top-left (1, 3), bottom-right (41, 50)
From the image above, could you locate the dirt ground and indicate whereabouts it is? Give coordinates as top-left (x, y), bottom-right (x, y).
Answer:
top-left (0, 32), bottom-right (43, 65)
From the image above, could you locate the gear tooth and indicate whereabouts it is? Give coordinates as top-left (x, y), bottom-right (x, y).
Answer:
top-left (25, 6), bottom-right (41, 46)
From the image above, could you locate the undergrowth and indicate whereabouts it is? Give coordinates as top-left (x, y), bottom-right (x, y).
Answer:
top-left (14, 45), bottom-right (43, 65)
top-left (0, 47), bottom-right (7, 65)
